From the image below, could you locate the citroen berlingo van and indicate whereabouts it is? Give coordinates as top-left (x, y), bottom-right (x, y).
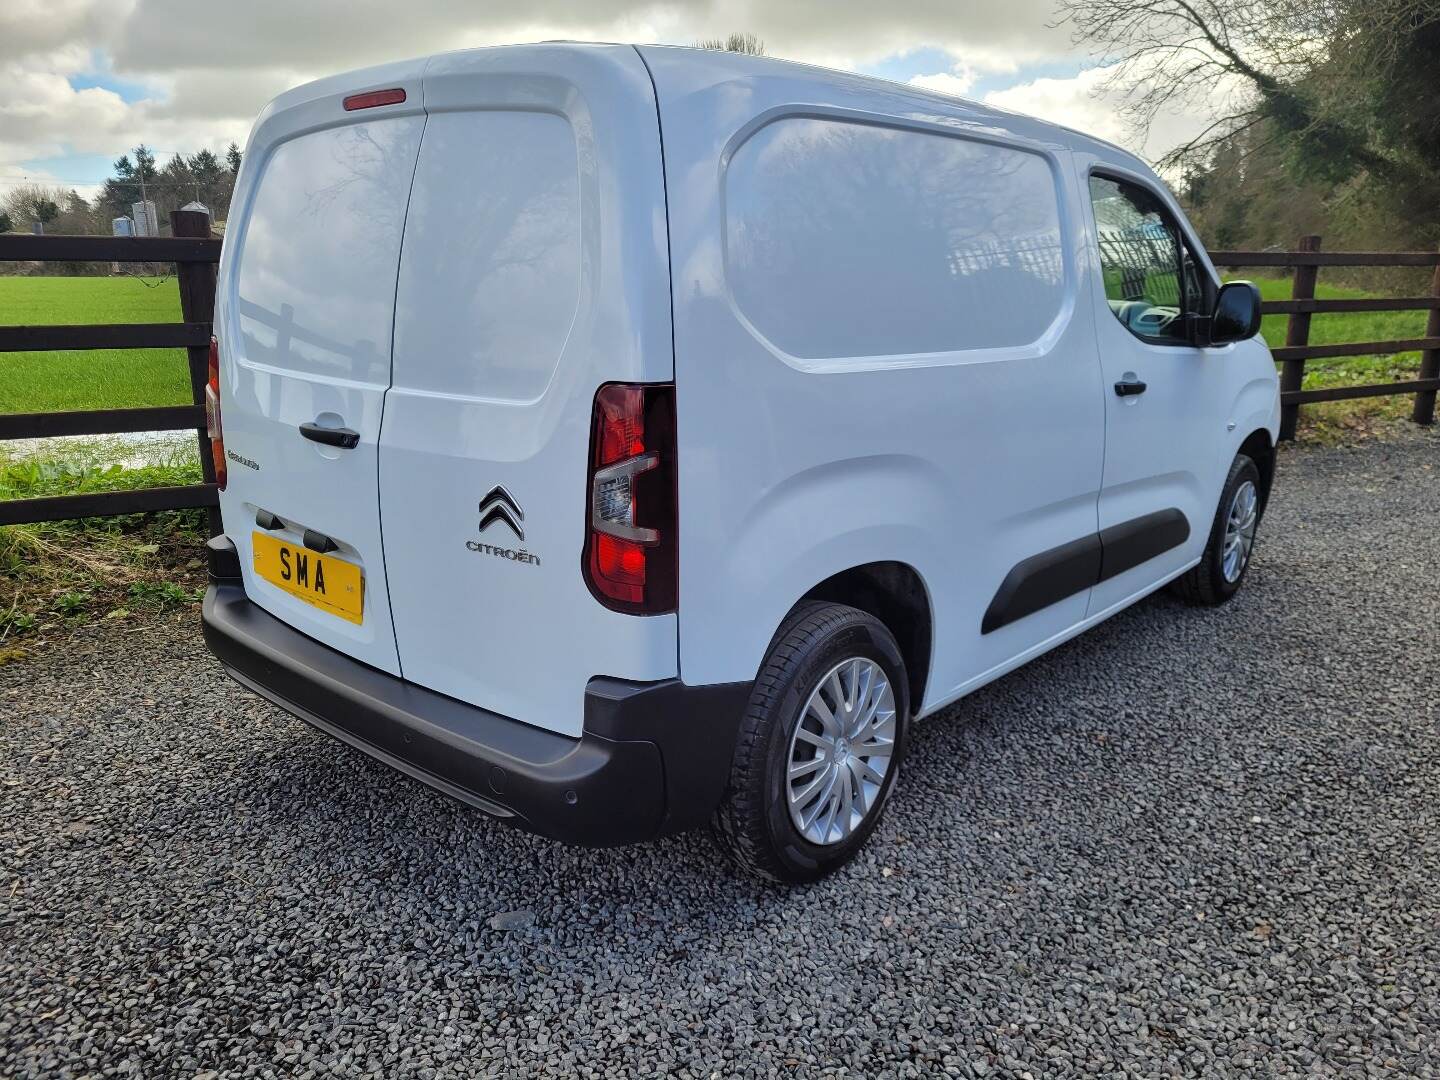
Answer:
top-left (201, 42), bottom-right (1279, 882)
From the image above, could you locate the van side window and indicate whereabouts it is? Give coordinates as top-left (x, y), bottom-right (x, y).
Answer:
top-left (1088, 174), bottom-right (1201, 345)
top-left (725, 118), bottom-right (1066, 359)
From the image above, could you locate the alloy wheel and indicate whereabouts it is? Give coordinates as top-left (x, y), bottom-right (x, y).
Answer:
top-left (785, 657), bottom-right (898, 846)
top-left (1222, 479), bottom-right (1259, 583)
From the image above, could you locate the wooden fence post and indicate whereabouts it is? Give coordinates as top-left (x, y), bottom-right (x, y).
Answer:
top-left (1411, 246), bottom-right (1440, 425)
top-left (1279, 234), bottom-right (1321, 441)
top-left (170, 209), bottom-right (222, 537)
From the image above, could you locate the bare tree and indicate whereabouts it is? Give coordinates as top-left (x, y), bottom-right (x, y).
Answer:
top-left (694, 32), bottom-right (766, 56)
top-left (1055, 0), bottom-right (1436, 176)
top-left (2, 184), bottom-right (65, 233)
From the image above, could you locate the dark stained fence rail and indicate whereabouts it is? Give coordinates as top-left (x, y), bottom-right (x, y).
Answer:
top-left (1211, 236), bottom-right (1440, 439)
top-left (0, 322), bottom-right (212, 352)
top-left (0, 212), bottom-right (222, 529)
top-left (0, 405), bottom-right (205, 440)
top-left (0, 234), bottom-right (222, 263)
top-left (4, 226), bottom-right (1438, 524)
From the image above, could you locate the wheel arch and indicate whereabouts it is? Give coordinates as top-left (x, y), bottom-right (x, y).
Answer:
top-left (797, 561), bottom-right (933, 715)
top-left (1238, 427), bottom-right (1276, 517)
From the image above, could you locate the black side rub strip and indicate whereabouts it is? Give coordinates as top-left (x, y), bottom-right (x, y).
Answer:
top-left (1097, 508), bottom-right (1190, 583)
top-left (981, 534), bottom-right (1101, 635)
top-left (981, 508), bottom-right (1190, 634)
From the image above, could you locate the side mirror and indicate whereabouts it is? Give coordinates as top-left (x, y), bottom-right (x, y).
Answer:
top-left (1209, 281), bottom-right (1262, 345)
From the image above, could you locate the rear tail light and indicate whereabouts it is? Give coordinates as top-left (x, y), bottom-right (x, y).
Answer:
top-left (205, 335), bottom-right (227, 492)
top-left (583, 383), bottom-right (677, 614)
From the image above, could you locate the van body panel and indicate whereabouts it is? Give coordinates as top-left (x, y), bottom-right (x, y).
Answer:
top-left (637, 46), bottom-right (1109, 713)
top-left (208, 44), bottom-right (1280, 847)
top-left (215, 58), bottom-right (428, 674)
top-left (379, 45), bottom-right (676, 738)
top-left (1070, 150), bottom-right (1280, 617)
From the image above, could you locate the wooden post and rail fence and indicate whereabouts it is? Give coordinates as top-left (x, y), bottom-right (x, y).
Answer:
top-left (0, 229), bottom-right (1437, 527)
top-left (1210, 238), bottom-right (1440, 440)
top-left (0, 210), bottom-right (221, 532)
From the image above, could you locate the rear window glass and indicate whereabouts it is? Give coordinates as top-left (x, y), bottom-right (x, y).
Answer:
top-left (724, 118), bottom-right (1065, 360)
top-left (235, 117), bottom-right (424, 386)
top-left (393, 110), bottom-right (581, 402)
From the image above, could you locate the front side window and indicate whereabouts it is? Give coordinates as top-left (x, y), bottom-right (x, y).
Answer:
top-left (1089, 174), bottom-right (1203, 344)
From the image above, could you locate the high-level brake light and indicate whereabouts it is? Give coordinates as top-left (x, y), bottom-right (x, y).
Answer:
top-left (343, 88), bottom-right (406, 111)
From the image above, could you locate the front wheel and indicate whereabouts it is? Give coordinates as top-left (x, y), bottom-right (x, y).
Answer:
top-left (713, 602), bottom-right (910, 883)
top-left (1171, 453), bottom-right (1262, 606)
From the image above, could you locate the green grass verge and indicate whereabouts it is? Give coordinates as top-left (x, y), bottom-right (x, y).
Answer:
top-left (0, 276), bottom-right (191, 413)
top-left (1, 273), bottom-right (1429, 414)
top-left (0, 443), bottom-right (206, 657)
top-left (0, 277), bottom-right (212, 656)
top-left (0, 441), bottom-right (202, 502)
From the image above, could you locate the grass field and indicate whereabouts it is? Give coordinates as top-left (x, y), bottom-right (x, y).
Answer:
top-left (1247, 275), bottom-right (1429, 381)
top-left (0, 272), bottom-right (1430, 420)
top-left (1240, 275), bottom-right (1430, 437)
top-left (0, 276), bottom-right (191, 413)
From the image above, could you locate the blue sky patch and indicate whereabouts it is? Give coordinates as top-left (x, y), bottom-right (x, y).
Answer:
top-left (68, 50), bottom-right (156, 105)
top-left (861, 47), bottom-right (962, 84)
top-left (17, 151), bottom-right (117, 189)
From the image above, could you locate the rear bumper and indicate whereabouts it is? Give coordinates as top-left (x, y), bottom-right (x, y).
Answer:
top-left (201, 540), bottom-right (750, 847)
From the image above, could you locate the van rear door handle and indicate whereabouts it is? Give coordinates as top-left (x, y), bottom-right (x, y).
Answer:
top-left (1114, 378), bottom-right (1148, 397)
top-left (299, 421), bottom-right (360, 449)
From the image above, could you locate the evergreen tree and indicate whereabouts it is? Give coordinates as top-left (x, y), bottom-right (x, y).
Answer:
top-left (101, 144), bottom-right (160, 218)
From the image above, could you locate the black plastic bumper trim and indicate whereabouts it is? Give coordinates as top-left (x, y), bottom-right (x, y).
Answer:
top-left (202, 578), bottom-right (750, 847)
top-left (206, 534), bottom-right (242, 583)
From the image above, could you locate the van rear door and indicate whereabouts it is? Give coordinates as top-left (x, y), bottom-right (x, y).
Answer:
top-left (215, 61), bottom-right (425, 673)
top-left (378, 45), bottom-right (676, 738)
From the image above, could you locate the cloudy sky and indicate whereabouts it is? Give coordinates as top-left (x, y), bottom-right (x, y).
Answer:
top-left (1, 0), bottom-right (1212, 201)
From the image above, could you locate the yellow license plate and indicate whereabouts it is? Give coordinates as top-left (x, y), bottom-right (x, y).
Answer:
top-left (252, 531), bottom-right (364, 624)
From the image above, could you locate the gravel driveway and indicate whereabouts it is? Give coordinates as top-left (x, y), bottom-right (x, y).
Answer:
top-left (4, 430), bottom-right (1439, 1078)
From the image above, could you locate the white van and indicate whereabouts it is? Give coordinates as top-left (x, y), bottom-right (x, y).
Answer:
top-left (201, 43), bottom-right (1279, 881)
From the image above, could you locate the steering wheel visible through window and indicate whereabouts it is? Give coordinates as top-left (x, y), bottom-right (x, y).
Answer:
top-left (1090, 174), bottom-right (1204, 345)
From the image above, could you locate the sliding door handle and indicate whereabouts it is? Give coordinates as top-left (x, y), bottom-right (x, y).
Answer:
top-left (299, 421), bottom-right (360, 449)
top-left (1114, 378), bottom-right (1148, 397)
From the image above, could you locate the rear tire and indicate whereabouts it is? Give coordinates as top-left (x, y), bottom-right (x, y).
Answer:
top-left (1171, 453), bottom-right (1262, 606)
top-left (713, 602), bottom-right (909, 884)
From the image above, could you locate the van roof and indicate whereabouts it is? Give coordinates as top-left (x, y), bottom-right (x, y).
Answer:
top-left (266, 40), bottom-right (1152, 178)
top-left (629, 43), bottom-right (1150, 170)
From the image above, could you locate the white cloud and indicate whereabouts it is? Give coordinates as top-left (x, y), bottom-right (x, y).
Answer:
top-left (101, 0), bottom-right (1073, 77)
top-left (0, 0), bottom-right (1221, 183)
top-left (983, 66), bottom-right (1230, 164)
top-left (0, 0), bottom-right (1078, 189)
top-left (984, 67), bottom-right (1128, 144)
top-left (0, 44), bottom-right (262, 184)
top-left (0, 0), bottom-right (116, 64)
top-left (908, 66), bottom-right (978, 99)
